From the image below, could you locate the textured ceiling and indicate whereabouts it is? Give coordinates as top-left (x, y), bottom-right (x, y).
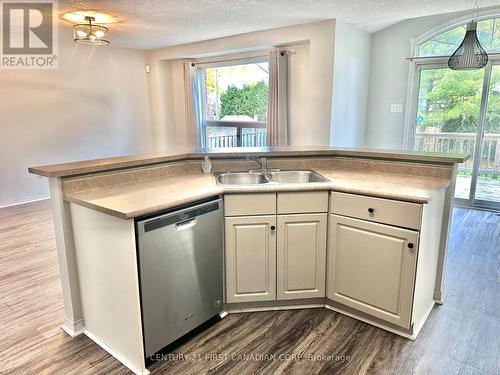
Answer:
top-left (58, 0), bottom-right (500, 50)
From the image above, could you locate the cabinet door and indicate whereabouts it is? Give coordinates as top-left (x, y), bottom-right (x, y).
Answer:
top-left (277, 214), bottom-right (327, 300)
top-left (225, 215), bottom-right (276, 303)
top-left (327, 215), bottom-right (419, 328)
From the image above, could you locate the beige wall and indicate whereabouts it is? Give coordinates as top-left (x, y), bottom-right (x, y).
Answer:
top-left (0, 39), bottom-right (152, 206)
top-left (146, 21), bottom-right (336, 150)
top-left (330, 20), bottom-right (371, 148)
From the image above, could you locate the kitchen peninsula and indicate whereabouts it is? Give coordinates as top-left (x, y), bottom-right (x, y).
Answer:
top-left (29, 147), bottom-right (467, 375)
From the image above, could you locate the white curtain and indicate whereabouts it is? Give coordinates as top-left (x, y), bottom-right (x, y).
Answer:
top-left (267, 49), bottom-right (289, 147)
top-left (183, 61), bottom-right (202, 147)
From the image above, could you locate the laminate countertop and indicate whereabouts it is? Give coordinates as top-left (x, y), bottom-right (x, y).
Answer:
top-left (64, 168), bottom-right (450, 219)
top-left (29, 146), bottom-right (468, 178)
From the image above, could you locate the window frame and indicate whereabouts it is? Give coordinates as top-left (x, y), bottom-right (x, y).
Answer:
top-left (403, 12), bottom-right (500, 210)
top-left (412, 10), bottom-right (500, 58)
top-left (404, 11), bottom-right (500, 150)
top-left (196, 55), bottom-right (270, 148)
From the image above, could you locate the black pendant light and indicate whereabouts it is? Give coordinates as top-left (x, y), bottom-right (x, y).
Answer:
top-left (448, 0), bottom-right (488, 70)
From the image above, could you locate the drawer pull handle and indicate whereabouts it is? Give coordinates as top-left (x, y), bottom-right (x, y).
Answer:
top-left (408, 243), bottom-right (414, 249)
top-left (368, 208), bottom-right (375, 214)
top-left (270, 225), bottom-right (276, 231)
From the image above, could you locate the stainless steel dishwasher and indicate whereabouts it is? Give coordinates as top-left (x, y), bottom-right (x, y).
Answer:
top-left (136, 197), bottom-right (223, 358)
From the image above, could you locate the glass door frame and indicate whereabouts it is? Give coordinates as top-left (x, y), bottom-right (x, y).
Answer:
top-left (405, 56), bottom-right (500, 210)
top-left (471, 61), bottom-right (500, 210)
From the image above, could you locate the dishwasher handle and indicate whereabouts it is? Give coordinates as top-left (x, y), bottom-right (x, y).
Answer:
top-left (175, 218), bottom-right (197, 231)
top-left (137, 198), bottom-right (221, 234)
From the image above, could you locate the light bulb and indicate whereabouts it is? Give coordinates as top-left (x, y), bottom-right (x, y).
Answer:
top-left (94, 30), bottom-right (105, 38)
top-left (76, 30), bottom-right (87, 37)
top-left (89, 34), bottom-right (96, 40)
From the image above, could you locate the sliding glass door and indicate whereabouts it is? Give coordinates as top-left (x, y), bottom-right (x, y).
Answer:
top-left (411, 61), bottom-right (500, 209)
top-left (473, 64), bottom-right (500, 206)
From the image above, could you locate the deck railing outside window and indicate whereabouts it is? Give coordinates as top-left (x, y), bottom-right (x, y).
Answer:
top-left (415, 132), bottom-right (500, 177)
top-left (205, 120), bottom-right (267, 148)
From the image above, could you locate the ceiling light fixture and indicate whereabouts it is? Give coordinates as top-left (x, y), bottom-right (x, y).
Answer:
top-left (64, 11), bottom-right (115, 24)
top-left (448, 0), bottom-right (488, 70)
top-left (73, 16), bottom-right (109, 46)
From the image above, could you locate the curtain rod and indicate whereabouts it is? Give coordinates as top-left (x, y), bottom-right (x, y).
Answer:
top-left (191, 49), bottom-right (295, 67)
top-left (405, 52), bottom-right (500, 61)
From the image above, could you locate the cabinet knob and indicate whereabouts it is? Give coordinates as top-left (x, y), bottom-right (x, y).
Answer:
top-left (368, 208), bottom-right (375, 214)
top-left (270, 225), bottom-right (276, 231)
top-left (408, 243), bottom-right (414, 249)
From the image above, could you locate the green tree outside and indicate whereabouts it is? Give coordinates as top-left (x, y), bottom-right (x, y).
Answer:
top-left (417, 67), bottom-right (500, 134)
top-left (417, 17), bottom-right (500, 134)
top-left (220, 81), bottom-right (268, 121)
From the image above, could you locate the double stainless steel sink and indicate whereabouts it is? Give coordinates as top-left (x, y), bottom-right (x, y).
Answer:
top-left (216, 170), bottom-right (329, 185)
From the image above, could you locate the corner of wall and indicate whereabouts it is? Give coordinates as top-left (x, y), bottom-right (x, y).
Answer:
top-left (330, 20), bottom-right (372, 148)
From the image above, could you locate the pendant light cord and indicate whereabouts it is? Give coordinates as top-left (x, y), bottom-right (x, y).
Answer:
top-left (473, 0), bottom-right (480, 22)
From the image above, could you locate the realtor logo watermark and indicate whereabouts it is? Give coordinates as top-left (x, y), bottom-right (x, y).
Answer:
top-left (1, 1), bottom-right (58, 69)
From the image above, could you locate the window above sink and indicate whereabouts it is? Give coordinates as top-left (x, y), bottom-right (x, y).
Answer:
top-left (196, 57), bottom-right (269, 148)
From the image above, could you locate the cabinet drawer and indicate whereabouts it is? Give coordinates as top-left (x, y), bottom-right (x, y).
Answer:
top-left (330, 192), bottom-right (422, 230)
top-left (224, 193), bottom-right (276, 216)
top-left (277, 191), bottom-right (329, 214)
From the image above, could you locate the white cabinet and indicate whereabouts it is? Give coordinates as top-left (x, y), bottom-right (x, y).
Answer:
top-left (327, 214), bottom-right (419, 328)
top-left (330, 192), bottom-right (422, 230)
top-left (277, 214), bottom-right (327, 299)
top-left (225, 215), bottom-right (276, 303)
top-left (224, 192), bottom-right (328, 304)
top-left (223, 188), bottom-right (444, 338)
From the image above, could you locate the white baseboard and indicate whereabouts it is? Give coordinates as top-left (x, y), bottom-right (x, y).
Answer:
top-left (434, 290), bottom-right (446, 304)
top-left (0, 195), bottom-right (49, 208)
top-left (61, 317), bottom-right (85, 337)
top-left (412, 302), bottom-right (435, 339)
top-left (227, 303), bottom-right (324, 314)
top-left (84, 330), bottom-right (150, 375)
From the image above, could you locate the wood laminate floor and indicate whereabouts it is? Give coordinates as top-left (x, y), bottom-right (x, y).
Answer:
top-left (0, 201), bottom-right (498, 374)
